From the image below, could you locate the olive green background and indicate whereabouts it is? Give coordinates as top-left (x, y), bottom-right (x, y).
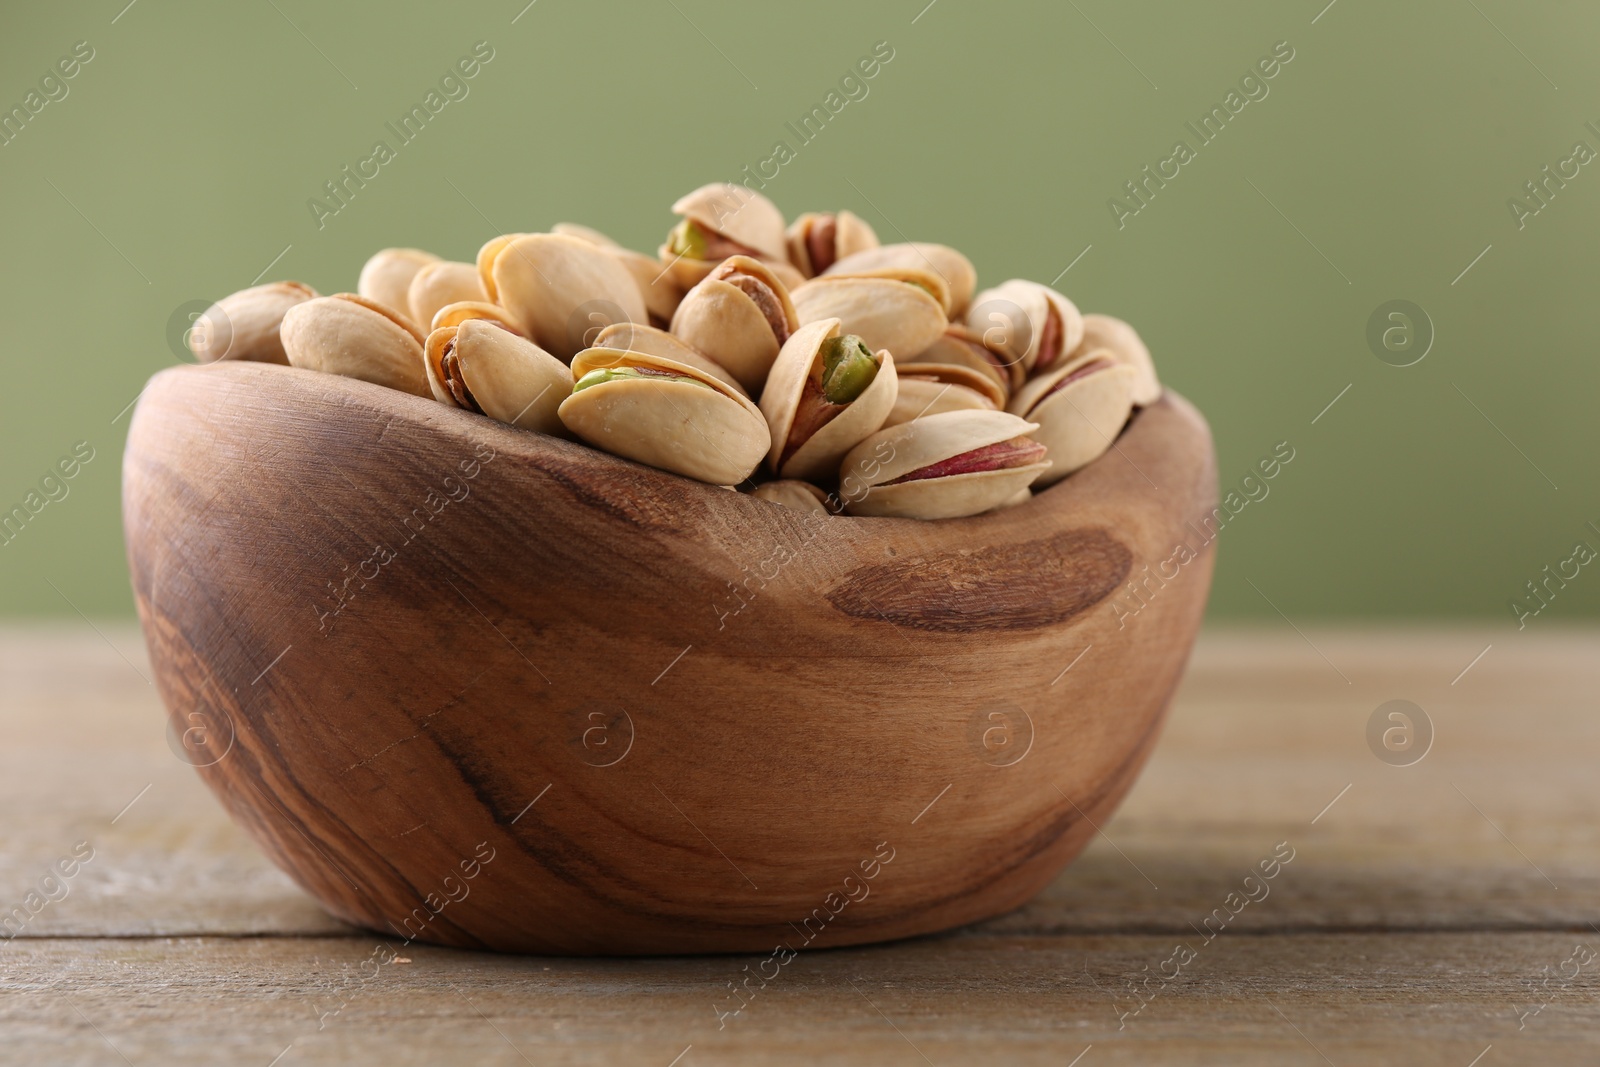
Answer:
top-left (2, 0), bottom-right (1595, 623)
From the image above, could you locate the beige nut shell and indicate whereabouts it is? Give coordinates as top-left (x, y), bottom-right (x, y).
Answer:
top-left (1009, 352), bottom-right (1137, 487)
top-left (429, 301), bottom-right (524, 334)
top-left (189, 281), bottom-right (318, 365)
top-left (592, 322), bottom-right (747, 397)
top-left (968, 279), bottom-right (1084, 374)
top-left (555, 222), bottom-right (686, 327)
top-left (839, 409), bottom-right (1049, 520)
top-left (785, 210), bottom-right (880, 278)
top-left (672, 183), bottom-right (787, 262)
top-left (485, 233), bottom-right (646, 363)
top-left (1071, 313), bottom-right (1160, 406)
top-left (790, 276), bottom-right (947, 364)
top-left (884, 362), bottom-right (1002, 427)
top-left (407, 262), bottom-right (486, 334)
top-left (281, 293), bottom-right (430, 397)
top-left (760, 318), bottom-right (899, 481)
top-left (424, 320), bottom-right (570, 437)
top-left (906, 323), bottom-right (1023, 398)
top-left (826, 242), bottom-right (977, 318)
top-left (669, 255), bottom-right (799, 395)
top-left (357, 249), bottom-right (439, 326)
top-left (558, 348), bottom-right (770, 486)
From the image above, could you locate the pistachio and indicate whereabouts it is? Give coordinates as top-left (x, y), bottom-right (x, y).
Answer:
top-left (760, 318), bottom-right (898, 481)
top-left (558, 347), bottom-right (770, 485)
top-left (882, 361), bottom-right (1002, 428)
top-left (1007, 351), bottom-right (1137, 486)
top-left (825, 242), bottom-right (976, 318)
top-left (424, 319), bottom-right (570, 436)
top-left (751, 479), bottom-right (835, 515)
top-left (785, 210), bottom-right (879, 278)
top-left (280, 293), bottom-right (430, 397)
top-left (790, 275), bottom-right (947, 362)
top-left (1071, 313), bottom-right (1160, 406)
top-left (429, 300), bottom-right (525, 334)
top-left (357, 248), bottom-right (440, 327)
top-left (480, 232), bottom-right (646, 363)
top-left (407, 261), bottom-right (487, 333)
top-left (187, 281), bottom-right (318, 365)
top-left (905, 324), bottom-right (1022, 399)
top-left (968, 279), bottom-right (1084, 375)
top-left (839, 409), bottom-right (1051, 519)
top-left (591, 322), bottom-right (748, 397)
top-left (555, 222), bottom-right (686, 328)
top-left (670, 255), bottom-right (799, 394)
top-left (657, 183), bottom-right (788, 290)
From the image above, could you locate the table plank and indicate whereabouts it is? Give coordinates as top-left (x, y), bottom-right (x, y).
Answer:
top-left (3, 626), bottom-right (1598, 1064)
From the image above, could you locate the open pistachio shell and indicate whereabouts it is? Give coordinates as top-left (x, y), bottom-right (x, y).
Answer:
top-left (1009, 351), bottom-right (1137, 486)
top-left (424, 320), bottom-right (570, 436)
top-left (839, 409), bottom-right (1050, 519)
top-left (407, 261), bottom-right (486, 334)
top-left (825, 243), bottom-right (976, 318)
top-left (785, 210), bottom-right (880, 278)
top-left (592, 322), bottom-right (747, 397)
top-left (558, 348), bottom-right (770, 485)
top-left (672, 183), bottom-right (787, 262)
top-left (669, 255), bottom-right (799, 395)
top-left (790, 276), bottom-right (947, 363)
top-left (474, 233), bottom-right (525, 302)
top-left (555, 222), bottom-right (686, 328)
top-left (883, 362), bottom-right (1002, 427)
top-left (1072, 313), bottom-right (1160, 406)
top-left (429, 301), bottom-right (524, 334)
top-left (968, 279), bottom-right (1084, 375)
top-left (188, 281), bottom-right (318, 365)
top-left (357, 248), bottom-right (439, 326)
top-left (750, 479), bottom-right (835, 515)
top-left (484, 233), bottom-right (646, 363)
top-left (280, 293), bottom-right (430, 397)
top-left (760, 318), bottom-right (899, 481)
top-left (906, 324), bottom-right (1023, 398)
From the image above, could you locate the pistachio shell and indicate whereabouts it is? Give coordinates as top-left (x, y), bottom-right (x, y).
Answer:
top-left (1009, 352), bottom-right (1137, 486)
top-left (906, 324), bottom-right (1023, 397)
top-left (826, 243), bottom-right (975, 317)
top-left (424, 320), bottom-right (570, 436)
top-left (281, 293), bottom-right (430, 397)
top-left (670, 255), bottom-right (799, 394)
top-left (357, 248), bottom-right (439, 325)
top-left (672, 183), bottom-right (787, 262)
top-left (751, 479), bottom-right (835, 515)
top-left (760, 318), bottom-right (899, 481)
top-left (785, 210), bottom-right (880, 277)
top-left (839, 409), bottom-right (1049, 520)
top-left (968, 279), bottom-right (1084, 375)
top-left (558, 348), bottom-right (770, 485)
top-left (188, 281), bottom-right (318, 365)
top-left (790, 276), bottom-right (947, 362)
top-left (407, 261), bottom-right (486, 333)
top-left (430, 301), bottom-right (524, 334)
top-left (883, 363), bottom-right (1001, 427)
top-left (485, 233), bottom-right (646, 363)
top-left (991, 486), bottom-right (1033, 512)
top-left (474, 233), bottom-right (524, 302)
top-left (592, 322), bottom-right (747, 397)
top-left (1072, 313), bottom-right (1160, 406)
top-left (555, 222), bottom-right (685, 327)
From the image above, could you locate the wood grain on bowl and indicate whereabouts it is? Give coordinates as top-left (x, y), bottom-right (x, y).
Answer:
top-left (122, 361), bottom-right (1217, 955)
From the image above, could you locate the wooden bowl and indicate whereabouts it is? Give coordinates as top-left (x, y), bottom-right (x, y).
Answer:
top-left (123, 362), bottom-right (1216, 955)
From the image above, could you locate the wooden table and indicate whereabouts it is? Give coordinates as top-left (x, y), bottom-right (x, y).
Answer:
top-left (3, 627), bottom-right (1596, 1065)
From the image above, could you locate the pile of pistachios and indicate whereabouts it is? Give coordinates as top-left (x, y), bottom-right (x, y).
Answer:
top-left (188, 183), bottom-right (1160, 519)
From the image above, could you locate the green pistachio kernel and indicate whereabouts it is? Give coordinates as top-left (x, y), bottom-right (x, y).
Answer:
top-left (668, 219), bottom-right (707, 260)
top-left (819, 335), bottom-right (879, 404)
top-left (573, 366), bottom-right (710, 393)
